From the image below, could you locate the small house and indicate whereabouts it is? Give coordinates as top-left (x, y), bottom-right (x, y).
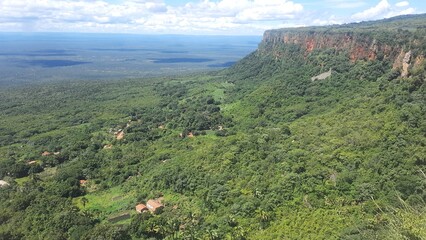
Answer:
top-left (79, 180), bottom-right (88, 186)
top-left (135, 203), bottom-right (148, 213)
top-left (116, 131), bottom-right (125, 140)
top-left (42, 151), bottom-right (51, 156)
top-left (103, 144), bottom-right (113, 149)
top-left (0, 180), bottom-right (10, 188)
top-left (146, 199), bottom-right (164, 214)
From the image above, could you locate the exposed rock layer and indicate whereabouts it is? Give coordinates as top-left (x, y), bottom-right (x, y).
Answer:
top-left (259, 28), bottom-right (425, 77)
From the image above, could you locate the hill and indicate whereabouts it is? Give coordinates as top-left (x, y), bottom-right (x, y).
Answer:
top-left (0, 14), bottom-right (425, 239)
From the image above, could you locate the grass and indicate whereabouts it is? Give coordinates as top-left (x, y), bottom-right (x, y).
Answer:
top-left (15, 167), bottom-right (57, 186)
top-left (73, 186), bottom-right (136, 217)
top-left (38, 167), bottom-right (57, 179)
top-left (15, 176), bottom-right (30, 186)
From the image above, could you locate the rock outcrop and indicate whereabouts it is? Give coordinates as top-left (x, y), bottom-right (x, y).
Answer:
top-left (258, 16), bottom-right (426, 78)
top-left (311, 68), bottom-right (332, 81)
top-left (260, 30), bottom-right (397, 62)
top-left (401, 51), bottom-right (412, 77)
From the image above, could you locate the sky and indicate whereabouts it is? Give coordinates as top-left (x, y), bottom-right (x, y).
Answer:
top-left (0, 0), bottom-right (425, 35)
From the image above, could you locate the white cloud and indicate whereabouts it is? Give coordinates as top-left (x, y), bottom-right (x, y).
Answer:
top-left (235, 1), bottom-right (303, 21)
top-left (385, 7), bottom-right (415, 17)
top-left (312, 15), bottom-right (343, 26)
top-left (0, 0), bottom-right (304, 34)
top-left (324, 0), bottom-right (367, 9)
top-left (351, 0), bottom-right (391, 21)
top-left (0, 0), bottom-right (418, 35)
top-left (351, 0), bottom-right (415, 22)
top-left (395, 1), bottom-right (409, 7)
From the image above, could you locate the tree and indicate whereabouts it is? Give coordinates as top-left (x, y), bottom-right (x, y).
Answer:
top-left (82, 224), bottom-right (131, 240)
top-left (81, 197), bottom-right (88, 208)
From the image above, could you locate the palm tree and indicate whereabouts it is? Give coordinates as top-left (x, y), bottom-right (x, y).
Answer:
top-left (81, 197), bottom-right (89, 208)
top-left (255, 209), bottom-right (269, 222)
top-left (206, 229), bottom-right (219, 240)
top-left (255, 208), bottom-right (271, 229)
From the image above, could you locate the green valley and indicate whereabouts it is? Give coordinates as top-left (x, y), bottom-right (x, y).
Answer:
top-left (0, 14), bottom-right (425, 240)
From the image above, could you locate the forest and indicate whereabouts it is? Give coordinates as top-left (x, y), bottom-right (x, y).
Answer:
top-left (0, 15), bottom-right (425, 239)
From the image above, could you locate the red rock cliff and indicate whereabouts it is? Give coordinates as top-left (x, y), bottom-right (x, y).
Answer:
top-left (258, 27), bottom-right (425, 77)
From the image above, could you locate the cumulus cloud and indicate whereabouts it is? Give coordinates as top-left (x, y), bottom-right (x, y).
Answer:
top-left (395, 1), bottom-right (409, 7)
top-left (0, 0), bottom-right (304, 34)
top-left (351, 0), bottom-right (415, 21)
top-left (351, 0), bottom-right (391, 21)
top-left (235, 1), bottom-right (303, 21)
top-left (324, 0), bottom-right (367, 9)
top-left (386, 7), bottom-right (415, 17)
top-left (312, 15), bottom-right (342, 26)
top-left (0, 0), bottom-right (419, 34)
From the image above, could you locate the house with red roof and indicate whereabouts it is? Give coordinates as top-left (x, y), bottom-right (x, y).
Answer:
top-left (146, 199), bottom-right (164, 214)
top-left (135, 203), bottom-right (148, 213)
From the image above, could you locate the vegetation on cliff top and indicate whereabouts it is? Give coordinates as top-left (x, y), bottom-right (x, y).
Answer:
top-left (0, 14), bottom-right (425, 239)
top-left (267, 13), bottom-right (426, 33)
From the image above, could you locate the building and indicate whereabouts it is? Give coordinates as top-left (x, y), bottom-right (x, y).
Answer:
top-left (135, 203), bottom-right (148, 213)
top-left (116, 131), bottom-right (125, 140)
top-left (146, 199), bottom-right (164, 214)
top-left (103, 144), bottom-right (113, 149)
top-left (79, 180), bottom-right (88, 186)
top-left (0, 180), bottom-right (10, 188)
top-left (41, 151), bottom-right (51, 156)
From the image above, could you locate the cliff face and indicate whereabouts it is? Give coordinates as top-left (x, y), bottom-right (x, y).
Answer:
top-left (258, 20), bottom-right (426, 77)
top-left (260, 31), bottom-right (396, 61)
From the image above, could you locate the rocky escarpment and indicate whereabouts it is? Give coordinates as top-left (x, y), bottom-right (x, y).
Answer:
top-left (260, 30), bottom-right (397, 61)
top-left (258, 15), bottom-right (426, 78)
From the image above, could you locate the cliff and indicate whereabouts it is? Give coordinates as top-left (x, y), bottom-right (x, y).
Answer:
top-left (258, 14), bottom-right (426, 77)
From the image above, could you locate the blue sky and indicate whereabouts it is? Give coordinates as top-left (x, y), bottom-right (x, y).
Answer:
top-left (0, 0), bottom-right (425, 35)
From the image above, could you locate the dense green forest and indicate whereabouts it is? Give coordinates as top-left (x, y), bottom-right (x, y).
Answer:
top-left (0, 15), bottom-right (425, 239)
